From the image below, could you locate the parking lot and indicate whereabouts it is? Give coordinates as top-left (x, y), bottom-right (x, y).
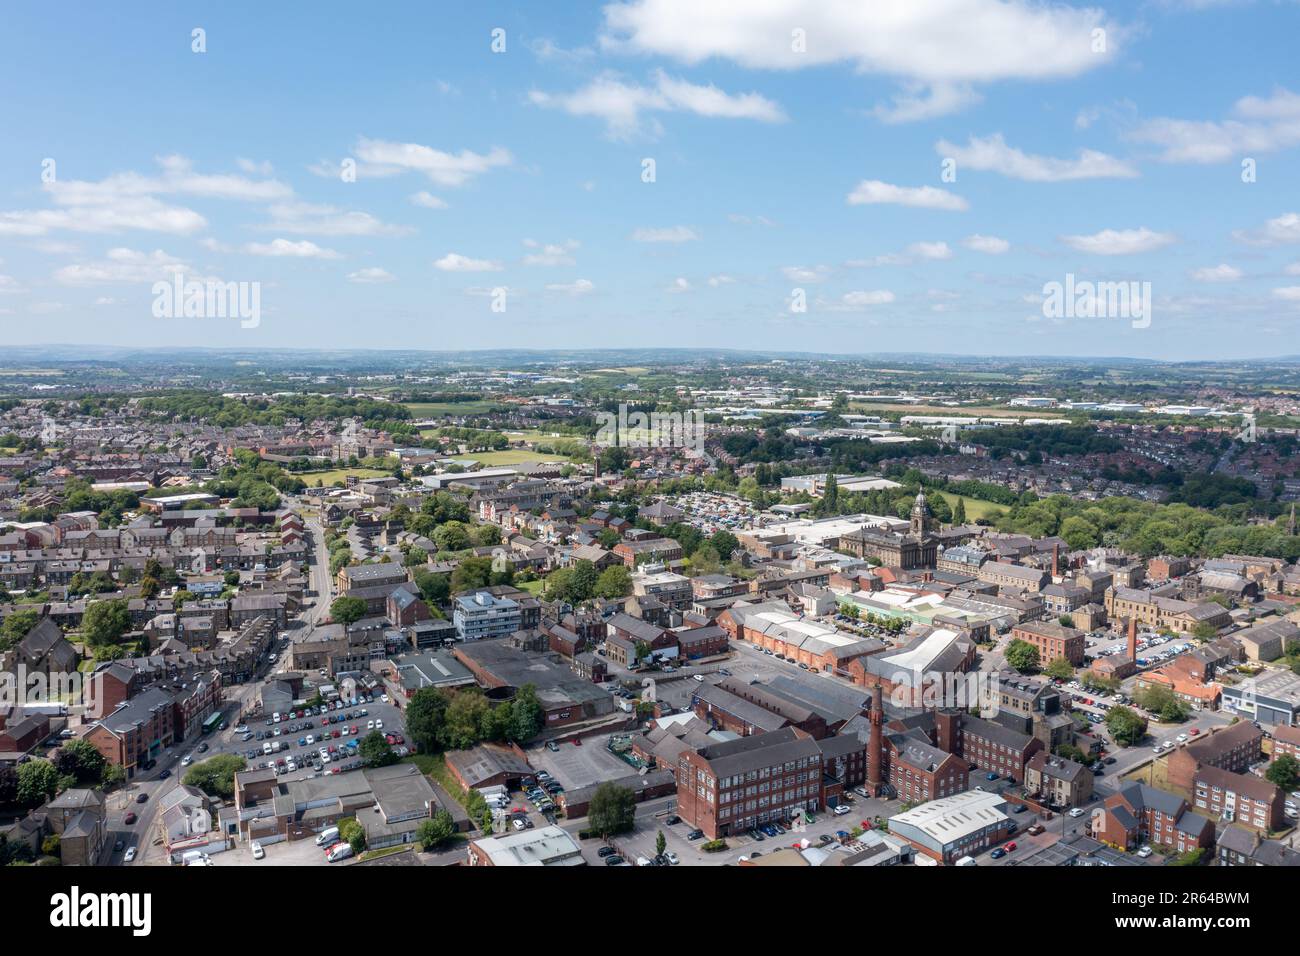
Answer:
top-left (226, 693), bottom-right (407, 779)
top-left (527, 737), bottom-right (636, 789)
top-left (1085, 630), bottom-right (1195, 669)
top-left (210, 835), bottom-right (334, 867)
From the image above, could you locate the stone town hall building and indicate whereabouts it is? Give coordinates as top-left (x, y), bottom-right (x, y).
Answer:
top-left (838, 489), bottom-right (938, 570)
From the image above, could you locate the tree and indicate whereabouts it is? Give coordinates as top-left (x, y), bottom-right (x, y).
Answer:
top-left (588, 782), bottom-right (636, 837)
top-left (416, 811), bottom-right (457, 850)
top-left (338, 816), bottom-right (367, 854)
top-left (443, 690), bottom-right (491, 749)
top-left (508, 685), bottom-right (543, 743)
top-left (329, 596), bottom-right (367, 625)
top-left (1266, 754), bottom-right (1300, 792)
top-left (1004, 639), bottom-right (1041, 673)
top-left (1044, 657), bottom-right (1075, 681)
top-left (710, 530), bottom-right (739, 561)
top-left (1192, 621), bottom-right (1220, 642)
top-left (52, 739), bottom-right (106, 785)
top-left (655, 830), bottom-right (667, 857)
top-left (450, 557), bottom-right (493, 593)
top-left (593, 565), bottom-right (633, 600)
top-left (413, 569), bottom-right (451, 606)
top-left (951, 497), bottom-right (967, 525)
top-left (0, 610), bottom-right (40, 651)
top-left (1134, 684), bottom-right (1190, 723)
top-left (1105, 705), bottom-right (1148, 747)
top-left (405, 687), bottom-right (449, 753)
top-left (183, 754), bottom-right (247, 799)
top-left (81, 599), bottom-right (130, 646)
top-left (16, 759), bottom-right (60, 806)
top-left (358, 731), bottom-right (397, 768)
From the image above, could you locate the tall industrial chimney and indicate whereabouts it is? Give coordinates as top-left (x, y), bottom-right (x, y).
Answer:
top-left (867, 683), bottom-right (884, 796)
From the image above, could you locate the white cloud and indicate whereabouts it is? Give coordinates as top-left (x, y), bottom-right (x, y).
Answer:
top-left (245, 238), bottom-right (342, 259)
top-left (522, 239), bottom-right (579, 266)
top-left (410, 191), bottom-right (449, 210)
top-left (0, 275), bottom-right (25, 294)
top-left (529, 69), bottom-right (785, 138)
top-left (840, 290), bottom-right (896, 307)
top-left (631, 225), bottom-right (699, 243)
top-left (1131, 87), bottom-right (1300, 163)
top-left (1273, 286), bottom-right (1300, 302)
top-left (347, 268), bottom-right (396, 284)
top-left (260, 202), bottom-right (411, 237)
top-left (936, 133), bottom-right (1138, 181)
top-left (1233, 212), bottom-right (1300, 246)
top-left (707, 274), bottom-right (736, 287)
top-left (0, 196), bottom-right (206, 237)
top-left (351, 139), bottom-right (512, 187)
top-left (601, 0), bottom-right (1118, 122)
top-left (908, 241), bottom-right (952, 260)
top-left (53, 247), bottom-right (186, 285)
top-left (728, 213), bottom-right (775, 227)
top-left (236, 158), bottom-right (275, 176)
top-left (546, 278), bottom-right (595, 295)
top-left (667, 277), bottom-right (692, 292)
top-left (963, 234), bottom-right (1010, 254)
top-left (1286, 261), bottom-right (1300, 275)
top-left (874, 82), bottom-right (982, 124)
top-left (1189, 264), bottom-right (1243, 282)
top-left (1060, 227), bottom-right (1176, 255)
top-left (782, 265), bottom-right (831, 283)
top-left (434, 253), bottom-right (503, 272)
top-left (846, 180), bottom-right (968, 211)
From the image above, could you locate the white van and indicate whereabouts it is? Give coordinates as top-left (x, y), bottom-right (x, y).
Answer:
top-left (955, 856), bottom-right (978, 867)
top-left (315, 826), bottom-right (340, 847)
top-left (327, 843), bottom-right (353, 863)
top-left (263, 742), bottom-right (274, 756)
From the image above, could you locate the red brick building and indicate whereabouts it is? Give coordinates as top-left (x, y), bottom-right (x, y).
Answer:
top-left (1192, 766), bottom-right (1285, 833)
top-left (1095, 782), bottom-right (1215, 853)
top-left (676, 727), bottom-right (823, 840)
top-left (885, 730), bottom-right (969, 805)
top-left (1166, 720), bottom-right (1264, 792)
top-left (1011, 620), bottom-right (1086, 667)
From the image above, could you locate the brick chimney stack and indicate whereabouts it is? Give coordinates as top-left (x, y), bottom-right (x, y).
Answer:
top-left (1052, 543), bottom-right (1060, 579)
top-left (1127, 616), bottom-right (1138, 663)
top-left (867, 683), bottom-right (884, 796)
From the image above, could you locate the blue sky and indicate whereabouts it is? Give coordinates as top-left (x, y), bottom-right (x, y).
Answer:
top-left (1, 0), bottom-right (1298, 359)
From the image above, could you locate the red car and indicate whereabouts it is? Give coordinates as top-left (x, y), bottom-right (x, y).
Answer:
top-left (573, 738), bottom-right (582, 747)
top-left (1190, 727), bottom-right (1200, 735)
top-left (350, 726), bottom-right (359, 735)
top-left (124, 812), bottom-right (137, 825)
top-left (1003, 841), bottom-right (1017, 852)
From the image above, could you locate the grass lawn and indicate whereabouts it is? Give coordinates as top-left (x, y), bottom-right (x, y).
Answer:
top-left (931, 492), bottom-right (1006, 522)
top-left (299, 467), bottom-right (391, 487)
top-left (404, 400), bottom-right (501, 417)
top-left (470, 449), bottom-right (574, 465)
top-left (515, 578), bottom-right (545, 596)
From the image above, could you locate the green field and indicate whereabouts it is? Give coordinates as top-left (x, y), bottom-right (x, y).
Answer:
top-left (469, 449), bottom-right (573, 465)
top-left (300, 467), bottom-right (391, 486)
top-left (931, 492), bottom-right (1007, 522)
top-left (404, 400), bottom-right (501, 417)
